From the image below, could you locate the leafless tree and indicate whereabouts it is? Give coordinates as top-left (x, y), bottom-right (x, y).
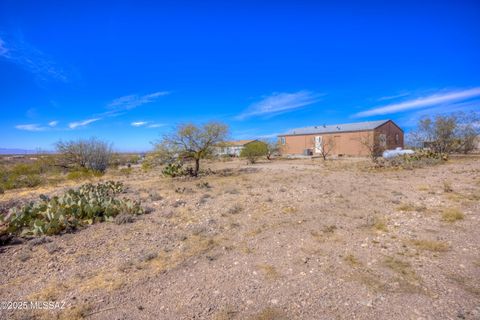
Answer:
top-left (318, 136), bottom-right (336, 160)
top-left (262, 139), bottom-right (281, 160)
top-left (55, 137), bottom-right (113, 172)
top-left (358, 132), bottom-right (385, 162)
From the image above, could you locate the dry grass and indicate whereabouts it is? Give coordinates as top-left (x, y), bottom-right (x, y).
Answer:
top-left (383, 256), bottom-right (419, 283)
top-left (281, 206), bottom-right (297, 214)
top-left (352, 270), bottom-right (386, 293)
top-left (78, 271), bottom-right (126, 292)
top-left (148, 235), bottom-right (218, 272)
top-left (417, 184), bottom-right (430, 191)
top-left (411, 239), bottom-right (449, 252)
top-left (253, 307), bottom-right (286, 320)
top-left (344, 254), bottom-right (361, 267)
top-left (441, 208), bottom-right (464, 222)
top-left (396, 203), bottom-right (416, 211)
top-left (448, 273), bottom-right (480, 296)
top-left (56, 303), bottom-right (93, 320)
top-left (446, 192), bottom-right (480, 203)
top-left (396, 203), bottom-right (426, 212)
top-left (257, 264), bottom-right (280, 280)
top-left (213, 307), bottom-right (238, 320)
top-left (373, 217), bottom-right (388, 232)
top-left (3, 156), bottom-right (480, 319)
top-left (443, 181), bottom-right (453, 193)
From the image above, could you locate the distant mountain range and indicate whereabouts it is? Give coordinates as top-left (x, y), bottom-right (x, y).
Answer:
top-left (0, 148), bottom-right (53, 155)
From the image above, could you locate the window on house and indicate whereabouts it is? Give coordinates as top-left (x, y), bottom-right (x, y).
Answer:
top-left (379, 134), bottom-right (387, 147)
top-left (280, 137), bottom-right (286, 145)
top-left (395, 134), bottom-right (399, 144)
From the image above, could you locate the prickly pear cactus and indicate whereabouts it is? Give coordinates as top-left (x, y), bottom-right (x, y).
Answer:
top-left (2, 181), bottom-right (144, 237)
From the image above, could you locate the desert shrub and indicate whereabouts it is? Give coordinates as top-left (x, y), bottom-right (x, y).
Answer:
top-left (0, 163), bottom-right (45, 190)
top-left (196, 181), bottom-right (211, 189)
top-left (0, 181), bottom-right (144, 237)
top-left (240, 141), bottom-right (268, 164)
top-left (129, 155), bottom-right (141, 164)
top-left (114, 213), bottom-right (135, 224)
top-left (381, 150), bottom-right (447, 169)
top-left (227, 204), bottom-right (243, 214)
top-left (119, 167), bottom-right (133, 176)
top-left (441, 208), bottom-right (464, 222)
top-left (10, 163), bottom-right (42, 175)
top-left (141, 161), bottom-right (152, 171)
top-left (443, 181), bottom-right (453, 193)
top-left (56, 137), bottom-right (113, 173)
top-left (67, 168), bottom-right (103, 180)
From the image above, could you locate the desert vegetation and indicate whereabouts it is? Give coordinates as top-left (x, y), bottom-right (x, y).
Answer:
top-left (240, 141), bottom-right (268, 164)
top-left (0, 149), bottom-right (478, 319)
top-left (0, 117), bottom-right (479, 320)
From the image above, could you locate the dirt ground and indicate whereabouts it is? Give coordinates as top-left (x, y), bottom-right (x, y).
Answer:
top-left (0, 157), bottom-right (479, 320)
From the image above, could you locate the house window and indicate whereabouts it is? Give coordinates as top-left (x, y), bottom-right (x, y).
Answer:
top-left (280, 137), bottom-right (286, 145)
top-left (379, 134), bottom-right (387, 147)
top-left (395, 134), bottom-right (399, 144)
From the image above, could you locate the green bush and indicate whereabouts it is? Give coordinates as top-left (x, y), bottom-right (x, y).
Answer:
top-left (67, 169), bottom-right (103, 180)
top-left (0, 181), bottom-right (144, 237)
top-left (0, 165), bottom-right (44, 189)
top-left (0, 162), bottom-right (55, 191)
top-left (240, 141), bottom-right (268, 164)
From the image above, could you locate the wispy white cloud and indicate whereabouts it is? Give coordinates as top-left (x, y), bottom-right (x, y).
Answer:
top-left (67, 91), bottom-right (169, 129)
top-left (397, 99), bottom-right (480, 127)
top-left (15, 121), bottom-right (58, 131)
top-left (0, 35), bottom-right (67, 82)
top-left (0, 38), bottom-right (8, 56)
top-left (377, 92), bottom-right (410, 101)
top-left (131, 121), bottom-right (165, 128)
top-left (69, 118), bottom-right (100, 129)
top-left (15, 124), bottom-right (47, 132)
top-left (236, 91), bottom-right (322, 120)
top-left (107, 91), bottom-right (170, 112)
top-left (354, 87), bottom-right (480, 118)
top-left (131, 121), bottom-right (148, 127)
top-left (147, 123), bottom-right (164, 128)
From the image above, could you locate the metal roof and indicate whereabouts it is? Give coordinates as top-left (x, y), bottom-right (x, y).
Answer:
top-left (280, 120), bottom-right (391, 136)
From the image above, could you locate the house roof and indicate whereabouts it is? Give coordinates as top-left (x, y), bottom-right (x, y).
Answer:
top-left (224, 139), bottom-right (258, 146)
top-left (279, 120), bottom-right (393, 136)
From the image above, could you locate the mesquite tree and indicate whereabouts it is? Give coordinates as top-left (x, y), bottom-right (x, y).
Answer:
top-left (154, 122), bottom-right (229, 176)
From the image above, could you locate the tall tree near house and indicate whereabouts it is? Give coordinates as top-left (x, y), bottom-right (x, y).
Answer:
top-left (154, 122), bottom-right (229, 176)
top-left (358, 132), bottom-right (385, 162)
top-left (263, 139), bottom-right (281, 160)
top-left (318, 136), bottom-right (336, 160)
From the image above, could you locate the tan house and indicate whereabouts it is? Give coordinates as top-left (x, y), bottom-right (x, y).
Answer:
top-left (278, 120), bottom-right (404, 157)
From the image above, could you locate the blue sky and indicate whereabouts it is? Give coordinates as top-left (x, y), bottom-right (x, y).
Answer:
top-left (1, 0), bottom-right (479, 151)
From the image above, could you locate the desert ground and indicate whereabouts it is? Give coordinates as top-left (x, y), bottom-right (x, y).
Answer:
top-left (0, 156), bottom-right (479, 320)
